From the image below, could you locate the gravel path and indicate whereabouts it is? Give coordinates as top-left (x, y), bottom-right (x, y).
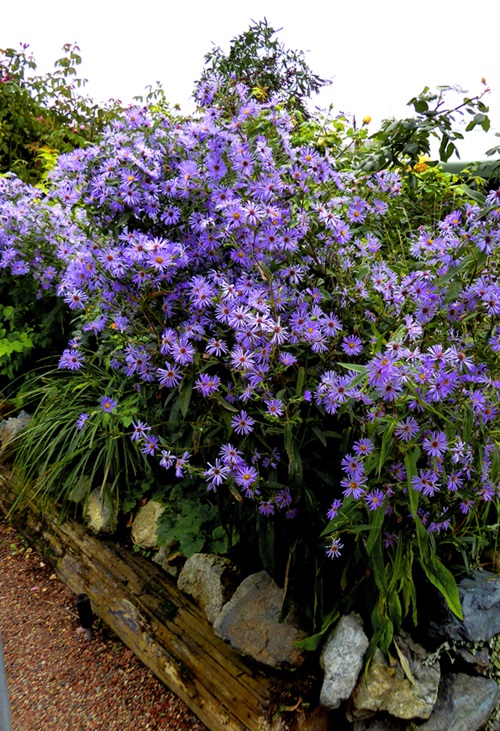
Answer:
top-left (0, 514), bottom-right (208, 731)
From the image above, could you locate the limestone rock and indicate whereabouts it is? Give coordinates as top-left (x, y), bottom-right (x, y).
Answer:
top-left (418, 673), bottom-right (499, 731)
top-left (177, 553), bottom-right (240, 624)
top-left (67, 475), bottom-right (91, 504)
top-left (213, 570), bottom-right (307, 669)
top-left (320, 613), bottom-right (369, 709)
top-left (428, 570), bottom-right (500, 643)
top-left (0, 411), bottom-right (31, 459)
top-left (131, 500), bottom-right (165, 548)
top-left (153, 541), bottom-right (183, 578)
top-left (352, 632), bottom-right (440, 720)
top-left (85, 486), bottom-right (117, 534)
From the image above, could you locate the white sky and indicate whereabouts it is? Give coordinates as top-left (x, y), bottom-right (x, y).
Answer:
top-left (3, 0), bottom-right (500, 160)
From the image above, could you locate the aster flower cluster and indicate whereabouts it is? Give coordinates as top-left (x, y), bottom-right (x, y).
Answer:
top-left (1, 80), bottom-right (499, 574)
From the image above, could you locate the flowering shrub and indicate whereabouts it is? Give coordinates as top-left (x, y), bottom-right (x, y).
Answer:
top-left (2, 77), bottom-right (500, 651)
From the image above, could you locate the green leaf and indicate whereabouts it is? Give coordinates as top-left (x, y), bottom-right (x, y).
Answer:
top-left (459, 185), bottom-right (486, 205)
top-left (378, 420), bottom-right (395, 476)
top-left (462, 407), bottom-right (474, 444)
top-left (394, 637), bottom-right (415, 684)
top-left (295, 365), bottom-right (305, 395)
top-left (338, 362), bottom-right (369, 374)
top-left (388, 592), bottom-right (403, 632)
top-left (419, 555), bottom-right (463, 619)
top-left (179, 378), bottom-right (193, 418)
top-left (369, 525), bottom-right (388, 594)
top-left (311, 425), bottom-right (327, 447)
top-left (366, 504), bottom-right (385, 556)
top-left (404, 447), bottom-right (421, 520)
top-left (294, 609), bottom-right (340, 651)
top-left (414, 100), bottom-right (429, 114)
top-left (213, 392), bottom-right (239, 413)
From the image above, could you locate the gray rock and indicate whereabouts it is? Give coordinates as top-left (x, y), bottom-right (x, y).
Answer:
top-left (177, 553), bottom-right (240, 624)
top-left (153, 542), bottom-right (183, 578)
top-left (352, 633), bottom-right (440, 720)
top-left (319, 613), bottom-right (369, 709)
top-left (417, 673), bottom-right (499, 731)
top-left (213, 570), bottom-right (307, 669)
top-left (131, 500), bottom-right (165, 548)
top-left (85, 486), bottom-right (117, 534)
top-left (428, 570), bottom-right (500, 643)
top-left (0, 412), bottom-right (31, 459)
top-left (67, 475), bottom-right (91, 504)
top-left (453, 645), bottom-right (490, 673)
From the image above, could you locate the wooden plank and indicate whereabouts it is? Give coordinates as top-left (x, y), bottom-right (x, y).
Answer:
top-left (0, 473), bottom-right (328, 731)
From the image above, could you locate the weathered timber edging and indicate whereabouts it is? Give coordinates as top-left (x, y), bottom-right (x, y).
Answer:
top-left (0, 474), bottom-right (327, 731)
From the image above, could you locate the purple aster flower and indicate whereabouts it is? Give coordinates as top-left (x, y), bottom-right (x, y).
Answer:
top-left (194, 373), bottom-right (221, 397)
top-left (384, 532), bottom-right (398, 549)
top-left (460, 499), bottom-right (473, 514)
top-left (367, 352), bottom-right (399, 387)
top-left (258, 501), bottom-right (275, 516)
top-left (100, 396), bottom-right (118, 413)
top-left (341, 335), bottom-right (363, 355)
top-left (352, 438), bottom-right (374, 456)
top-left (76, 413), bottom-right (89, 430)
top-left (269, 319), bottom-right (289, 345)
top-left (160, 450), bottom-right (174, 470)
top-left (230, 346), bottom-right (256, 372)
top-left (205, 337), bottom-right (228, 357)
top-left (478, 482), bottom-right (495, 502)
top-left (395, 417), bottom-right (419, 442)
top-left (275, 488), bottom-right (292, 509)
top-left (157, 363), bottom-right (182, 387)
top-left (63, 288), bottom-right (88, 310)
top-left (391, 462), bottom-right (407, 482)
top-left (425, 370), bottom-right (457, 402)
top-left (489, 328), bottom-right (500, 352)
top-left (141, 435), bottom-right (159, 456)
top-left (341, 453), bottom-right (365, 477)
top-left (446, 471), bottom-right (464, 492)
top-left (326, 499), bottom-right (343, 520)
top-left (231, 410), bottom-right (256, 435)
top-left (469, 390), bottom-right (486, 413)
top-left (264, 399), bottom-right (284, 417)
top-left (59, 348), bottom-right (85, 371)
top-left (340, 478), bottom-right (366, 500)
top-left (279, 352), bottom-right (297, 367)
top-left (377, 379), bottom-right (403, 402)
top-left (411, 469), bottom-right (440, 496)
top-left (326, 537), bottom-right (344, 559)
top-left (170, 337), bottom-right (195, 366)
top-left (219, 443), bottom-right (245, 468)
top-left (130, 420), bottom-right (151, 442)
top-left (204, 459), bottom-right (230, 490)
top-left (422, 431), bottom-right (448, 458)
top-left (365, 490), bottom-right (385, 511)
top-left (235, 464), bottom-right (259, 490)
top-left (83, 316), bottom-right (107, 334)
top-left (174, 451), bottom-right (191, 478)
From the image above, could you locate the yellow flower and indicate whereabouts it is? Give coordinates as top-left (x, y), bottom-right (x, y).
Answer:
top-left (414, 155), bottom-right (430, 173)
top-left (362, 115), bottom-right (372, 125)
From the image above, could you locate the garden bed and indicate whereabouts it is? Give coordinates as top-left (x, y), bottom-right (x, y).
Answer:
top-left (0, 471), bottom-right (328, 731)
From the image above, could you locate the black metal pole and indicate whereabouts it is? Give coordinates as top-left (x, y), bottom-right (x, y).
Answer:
top-left (0, 632), bottom-right (12, 731)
